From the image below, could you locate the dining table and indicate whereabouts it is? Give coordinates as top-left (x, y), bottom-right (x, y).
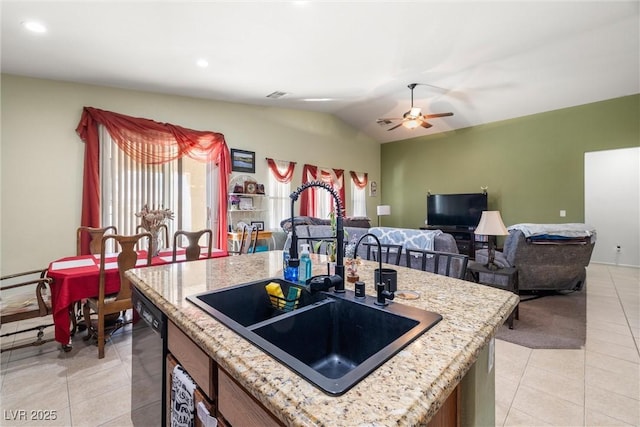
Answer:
top-left (47, 247), bottom-right (227, 348)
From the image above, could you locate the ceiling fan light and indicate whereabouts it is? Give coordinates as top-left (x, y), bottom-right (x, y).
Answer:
top-left (409, 107), bottom-right (422, 118)
top-left (403, 119), bottom-right (420, 129)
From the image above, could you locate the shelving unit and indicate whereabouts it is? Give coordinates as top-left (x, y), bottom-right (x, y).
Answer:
top-left (227, 175), bottom-right (268, 231)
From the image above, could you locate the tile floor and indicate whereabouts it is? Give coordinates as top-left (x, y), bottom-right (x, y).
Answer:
top-left (1, 263), bottom-right (638, 426)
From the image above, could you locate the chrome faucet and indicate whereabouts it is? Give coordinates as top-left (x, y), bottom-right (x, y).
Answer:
top-left (353, 232), bottom-right (395, 306)
top-left (289, 181), bottom-right (345, 292)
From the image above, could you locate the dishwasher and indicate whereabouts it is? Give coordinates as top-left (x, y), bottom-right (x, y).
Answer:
top-left (131, 287), bottom-right (167, 427)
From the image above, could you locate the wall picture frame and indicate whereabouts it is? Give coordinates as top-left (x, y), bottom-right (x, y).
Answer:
top-left (231, 148), bottom-right (256, 173)
top-left (251, 220), bottom-right (264, 231)
top-left (369, 180), bottom-right (378, 197)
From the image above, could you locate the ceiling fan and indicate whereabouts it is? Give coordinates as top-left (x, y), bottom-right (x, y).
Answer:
top-left (377, 83), bottom-right (454, 131)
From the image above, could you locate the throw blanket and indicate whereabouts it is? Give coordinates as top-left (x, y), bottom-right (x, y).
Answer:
top-left (368, 227), bottom-right (443, 251)
top-left (171, 364), bottom-right (197, 427)
top-left (508, 223), bottom-right (597, 242)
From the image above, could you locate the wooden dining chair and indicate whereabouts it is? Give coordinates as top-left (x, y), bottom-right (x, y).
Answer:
top-left (363, 242), bottom-right (403, 265)
top-left (72, 226), bottom-right (118, 335)
top-left (82, 232), bottom-right (152, 358)
top-left (76, 225), bottom-right (117, 256)
top-left (405, 248), bottom-right (469, 279)
top-left (228, 225), bottom-right (258, 255)
top-left (172, 229), bottom-right (213, 262)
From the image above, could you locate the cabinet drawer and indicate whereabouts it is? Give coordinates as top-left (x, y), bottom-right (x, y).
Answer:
top-left (167, 320), bottom-right (216, 400)
top-left (167, 354), bottom-right (218, 427)
top-left (218, 368), bottom-right (281, 427)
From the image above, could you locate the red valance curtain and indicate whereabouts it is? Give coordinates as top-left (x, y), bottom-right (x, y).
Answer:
top-left (349, 171), bottom-right (368, 189)
top-left (300, 164), bottom-right (345, 217)
top-left (76, 107), bottom-right (231, 252)
top-left (266, 158), bottom-right (296, 183)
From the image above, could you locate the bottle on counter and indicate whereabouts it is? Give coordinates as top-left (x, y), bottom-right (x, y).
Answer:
top-left (298, 243), bottom-right (312, 284)
top-left (283, 232), bottom-right (298, 282)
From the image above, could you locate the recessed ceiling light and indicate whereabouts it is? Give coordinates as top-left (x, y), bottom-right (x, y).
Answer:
top-left (196, 59), bottom-right (209, 68)
top-left (22, 21), bottom-right (47, 33)
top-left (302, 98), bottom-right (333, 102)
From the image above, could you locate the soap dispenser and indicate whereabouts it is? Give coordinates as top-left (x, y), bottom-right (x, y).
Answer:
top-left (298, 243), bottom-right (312, 284)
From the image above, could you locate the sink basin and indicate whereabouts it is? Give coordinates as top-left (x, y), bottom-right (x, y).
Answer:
top-left (187, 278), bottom-right (442, 395)
top-left (189, 278), bottom-right (326, 327)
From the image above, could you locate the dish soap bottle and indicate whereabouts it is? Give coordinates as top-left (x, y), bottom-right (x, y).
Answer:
top-left (298, 243), bottom-right (312, 284)
top-left (283, 232), bottom-right (298, 282)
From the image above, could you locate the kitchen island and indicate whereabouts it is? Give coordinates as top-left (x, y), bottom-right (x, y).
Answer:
top-left (127, 251), bottom-right (518, 426)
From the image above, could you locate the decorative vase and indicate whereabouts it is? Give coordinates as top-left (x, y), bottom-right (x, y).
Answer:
top-left (150, 229), bottom-right (162, 256)
top-left (347, 274), bottom-right (359, 284)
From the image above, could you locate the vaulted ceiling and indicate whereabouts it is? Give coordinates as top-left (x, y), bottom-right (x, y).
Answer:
top-left (2, 1), bottom-right (638, 143)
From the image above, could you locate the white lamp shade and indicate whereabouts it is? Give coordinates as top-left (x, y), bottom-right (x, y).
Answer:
top-left (475, 211), bottom-right (509, 236)
top-left (376, 205), bottom-right (391, 216)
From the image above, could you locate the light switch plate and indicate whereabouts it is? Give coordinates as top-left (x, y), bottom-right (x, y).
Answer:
top-left (560, 210), bottom-right (566, 217)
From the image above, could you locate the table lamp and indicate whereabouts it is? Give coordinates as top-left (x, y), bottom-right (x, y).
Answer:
top-left (376, 205), bottom-right (391, 227)
top-left (474, 210), bottom-right (509, 270)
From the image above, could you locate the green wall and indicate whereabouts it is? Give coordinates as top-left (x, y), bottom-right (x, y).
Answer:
top-left (380, 95), bottom-right (639, 228)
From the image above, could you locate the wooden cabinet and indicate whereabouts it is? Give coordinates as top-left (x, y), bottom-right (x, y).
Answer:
top-left (166, 319), bottom-right (459, 426)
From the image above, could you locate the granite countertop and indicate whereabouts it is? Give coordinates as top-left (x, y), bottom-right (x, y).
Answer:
top-left (127, 251), bottom-right (518, 426)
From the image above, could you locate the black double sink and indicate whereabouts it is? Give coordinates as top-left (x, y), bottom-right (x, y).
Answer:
top-left (187, 278), bottom-right (442, 395)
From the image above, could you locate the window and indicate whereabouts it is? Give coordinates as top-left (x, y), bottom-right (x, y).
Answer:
top-left (267, 159), bottom-right (294, 230)
top-left (351, 179), bottom-right (367, 217)
top-left (99, 126), bottom-right (212, 246)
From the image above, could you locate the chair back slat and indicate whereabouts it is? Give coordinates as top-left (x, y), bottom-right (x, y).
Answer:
top-left (77, 226), bottom-right (117, 255)
top-left (363, 242), bottom-right (403, 266)
top-left (172, 229), bottom-right (213, 261)
top-left (99, 233), bottom-right (152, 303)
top-left (405, 248), bottom-right (469, 279)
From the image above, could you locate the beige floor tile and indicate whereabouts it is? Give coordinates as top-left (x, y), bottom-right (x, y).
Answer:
top-left (527, 348), bottom-right (585, 381)
top-left (520, 364), bottom-right (584, 407)
top-left (503, 407), bottom-right (553, 426)
top-left (495, 340), bottom-right (531, 381)
top-left (587, 327), bottom-right (637, 349)
top-left (587, 318), bottom-right (636, 336)
top-left (70, 383), bottom-right (132, 426)
top-left (586, 350), bottom-right (640, 373)
top-left (62, 340), bottom-right (124, 381)
top-left (585, 336), bottom-right (640, 364)
top-left (67, 360), bottom-right (131, 407)
top-left (495, 399), bottom-right (509, 426)
top-left (511, 384), bottom-right (584, 426)
top-left (585, 408), bottom-right (635, 426)
top-left (495, 373), bottom-right (519, 407)
top-left (585, 385), bottom-right (640, 426)
top-left (99, 411), bottom-right (134, 427)
top-left (585, 364), bottom-right (639, 401)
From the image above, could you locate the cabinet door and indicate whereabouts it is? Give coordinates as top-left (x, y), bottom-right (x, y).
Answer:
top-left (218, 368), bottom-right (281, 427)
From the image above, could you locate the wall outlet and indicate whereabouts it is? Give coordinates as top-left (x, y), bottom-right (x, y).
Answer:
top-left (560, 210), bottom-right (566, 217)
top-left (616, 245), bottom-right (621, 252)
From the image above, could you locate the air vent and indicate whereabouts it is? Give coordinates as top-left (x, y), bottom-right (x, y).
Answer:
top-left (376, 119), bottom-right (393, 126)
top-left (266, 91), bottom-right (289, 99)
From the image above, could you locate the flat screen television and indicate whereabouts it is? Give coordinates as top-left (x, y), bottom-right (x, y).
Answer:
top-left (427, 193), bottom-right (487, 228)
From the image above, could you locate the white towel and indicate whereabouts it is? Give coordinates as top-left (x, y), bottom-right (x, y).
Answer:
top-left (171, 364), bottom-right (197, 427)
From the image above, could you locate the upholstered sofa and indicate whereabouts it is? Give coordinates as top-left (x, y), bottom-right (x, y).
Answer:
top-left (475, 223), bottom-right (596, 292)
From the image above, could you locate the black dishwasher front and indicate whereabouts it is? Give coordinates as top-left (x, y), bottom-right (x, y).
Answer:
top-left (131, 287), bottom-right (167, 427)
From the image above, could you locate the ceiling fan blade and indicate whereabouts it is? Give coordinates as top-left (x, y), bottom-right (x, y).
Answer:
top-left (387, 123), bottom-right (403, 131)
top-left (420, 121), bottom-right (433, 129)
top-left (377, 117), bottom-right (404, 121)
top-left (423, 112), bottom-right (454, 119)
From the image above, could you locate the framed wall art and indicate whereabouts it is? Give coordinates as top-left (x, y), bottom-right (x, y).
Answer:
top-left (251, 220), bottom-right (265, 231)
top-left (231, 149), bottom-right (256, 173)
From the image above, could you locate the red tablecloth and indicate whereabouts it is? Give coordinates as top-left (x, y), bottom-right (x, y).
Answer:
top-left (47, 247), bottom-right (227, 346)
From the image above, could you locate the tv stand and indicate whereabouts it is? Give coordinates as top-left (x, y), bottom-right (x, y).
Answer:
top-left (420, 226), bottom-right (490, 260)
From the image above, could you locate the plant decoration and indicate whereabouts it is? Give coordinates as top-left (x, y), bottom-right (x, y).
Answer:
top-left (135, 204), bottom-right (174, 254)
top-left (313, 211), bottom-right (349, 263)
top-left (229, 194), bottom-right (241, 209)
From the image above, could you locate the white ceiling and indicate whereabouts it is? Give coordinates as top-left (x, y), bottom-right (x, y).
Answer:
top-left (2, 1), bottom-right (638, 143)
